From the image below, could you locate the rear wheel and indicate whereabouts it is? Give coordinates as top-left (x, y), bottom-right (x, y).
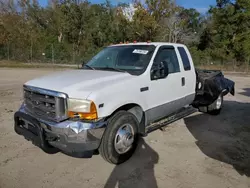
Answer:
top-left (207, 94), bottom-right (223, 115)
top-left (99, 111), bottom-right (139, 164)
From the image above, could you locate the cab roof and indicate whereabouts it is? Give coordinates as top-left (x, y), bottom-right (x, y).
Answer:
top-left (109, 42), bottom-right (187, 48)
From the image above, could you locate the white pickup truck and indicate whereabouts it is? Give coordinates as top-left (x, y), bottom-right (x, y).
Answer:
top-left (14, 42), bottom-right (235, 164)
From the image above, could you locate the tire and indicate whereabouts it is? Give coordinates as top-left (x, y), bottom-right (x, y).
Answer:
top-left (99, 111), bottom-right (139, 164)
top-left (207, 94), bottom-right (223, 115)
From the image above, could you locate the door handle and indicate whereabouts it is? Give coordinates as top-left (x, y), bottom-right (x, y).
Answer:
top-left (140, 87), bottom-right (149, 92)
top-left (181, 77), bottom-right (185, 86)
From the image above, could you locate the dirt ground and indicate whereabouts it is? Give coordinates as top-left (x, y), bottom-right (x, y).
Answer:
top-left (0, 68), bottom-right (249, 188)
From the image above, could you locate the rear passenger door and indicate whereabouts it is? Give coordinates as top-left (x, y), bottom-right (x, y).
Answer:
top-left (177, 46), bottom-right (196, 103)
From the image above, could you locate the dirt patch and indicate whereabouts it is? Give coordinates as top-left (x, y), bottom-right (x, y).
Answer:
top-left (0, 68), bottom-right (249, 188)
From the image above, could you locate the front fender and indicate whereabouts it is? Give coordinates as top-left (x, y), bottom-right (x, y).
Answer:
top-left (97, 99), bottom-right (147, 119)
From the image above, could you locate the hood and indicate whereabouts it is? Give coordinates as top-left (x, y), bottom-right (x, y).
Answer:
top-left (25, 69), bottom-right (134, 99)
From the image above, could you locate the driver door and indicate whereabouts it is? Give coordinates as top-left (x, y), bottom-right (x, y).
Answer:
top-left (146, 46), bottom-right (185, 123)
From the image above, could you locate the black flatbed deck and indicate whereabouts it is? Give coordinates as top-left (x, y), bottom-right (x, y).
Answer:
top-left (193, 69), bottom-right (235, 107)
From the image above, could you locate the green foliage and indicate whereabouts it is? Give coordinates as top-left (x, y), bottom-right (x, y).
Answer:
top-left (204, 0), bottom-right (250, 63)
top-left (0, 0), bottom-right (250, 66)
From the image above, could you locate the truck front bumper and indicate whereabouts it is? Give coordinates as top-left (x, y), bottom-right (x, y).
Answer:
top-left (14, 105), bottom-right (106, 157)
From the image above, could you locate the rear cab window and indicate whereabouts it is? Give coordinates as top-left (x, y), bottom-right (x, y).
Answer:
top-left (178, 47), bottom-right (191, 71)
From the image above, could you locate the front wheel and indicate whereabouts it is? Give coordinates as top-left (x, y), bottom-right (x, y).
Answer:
top-left (99, 111), bottom-right (139, 164)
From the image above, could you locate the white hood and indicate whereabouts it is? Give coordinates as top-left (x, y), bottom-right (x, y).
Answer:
top-left (25, 69), bottom-right (134, 99)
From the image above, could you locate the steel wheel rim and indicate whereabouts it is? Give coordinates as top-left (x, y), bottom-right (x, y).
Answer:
top-left (114, 124), bottom-right (134, 154)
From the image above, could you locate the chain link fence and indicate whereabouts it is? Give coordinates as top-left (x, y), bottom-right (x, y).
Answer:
top-left (0, 42), bottom-right (99, 68)
top-left (0, 43), bottom-right (249, 72)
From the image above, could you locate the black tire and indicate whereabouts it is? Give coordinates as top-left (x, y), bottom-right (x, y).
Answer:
top-left (208, 108), bottom-right (221, 115)
top-left (207, 94), bottom-right (223, 115)
top-left (99, 111), bottom-right (139, 164)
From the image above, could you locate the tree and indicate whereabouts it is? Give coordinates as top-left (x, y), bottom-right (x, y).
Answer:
top-left (209, 0), bottom-right (250, 62)
top-left (0, 0), bottom-right (249, 69)
top-left (131, 3), bottom-right (158, 41)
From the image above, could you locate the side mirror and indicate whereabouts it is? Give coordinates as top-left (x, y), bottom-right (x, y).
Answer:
top-left (151, 61), bottom-right (169, 80)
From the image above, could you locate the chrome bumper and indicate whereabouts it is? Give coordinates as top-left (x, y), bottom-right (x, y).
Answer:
top-left (14, 104), bottom-right (107, 156)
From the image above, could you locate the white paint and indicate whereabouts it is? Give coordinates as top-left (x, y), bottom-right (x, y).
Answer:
top-left (25, 42), bottom-right (197, 119)
top-left (144, 45), bottom-right (196, 112)
top-left (175, 45), bottom-right (196, 101)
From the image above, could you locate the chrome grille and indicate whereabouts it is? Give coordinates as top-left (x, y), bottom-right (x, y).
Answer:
top-left (23, 86), bottom-right (67, 122)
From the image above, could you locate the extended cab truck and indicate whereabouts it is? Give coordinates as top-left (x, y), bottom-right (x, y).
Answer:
top-left (14, 43), bottom-right (234, 164)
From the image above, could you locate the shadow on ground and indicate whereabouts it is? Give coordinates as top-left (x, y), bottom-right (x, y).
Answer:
top-left (239, 88), bottom-right (250, 97)
top-left (184, 100), bottom-right (250, 176)
top-left (104, 138), bottom-right (159, 188)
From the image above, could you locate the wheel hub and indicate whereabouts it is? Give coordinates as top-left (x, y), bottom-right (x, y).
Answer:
top-left (123, 133), bottom-right (134, 147)
top-left (216, 96), bottom-right (222, 109)
top-left (114, 124), bottom-right (134, 154)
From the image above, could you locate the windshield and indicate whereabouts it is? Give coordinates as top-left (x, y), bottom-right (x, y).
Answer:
top-left (84, 45), bottom-right (156, 75)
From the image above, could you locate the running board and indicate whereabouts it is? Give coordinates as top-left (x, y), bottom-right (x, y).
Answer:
top-left (146, 106), bottom-right (197, 134)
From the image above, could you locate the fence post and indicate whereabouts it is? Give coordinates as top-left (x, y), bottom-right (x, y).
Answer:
top-left (30, 38), bottom-right (33, 63)
top-left (247, 57), bottom-right (249, 73)
top-left (7, 42), bottom-right (10, 61)
top-left (233, 59), bottom-right (236, 72)
top-left (221, 59), bottom-right (224, 71)
top-left (72, 43), bottom-right (75, 64)
top-left (51, 44), bottom-right (54, 64)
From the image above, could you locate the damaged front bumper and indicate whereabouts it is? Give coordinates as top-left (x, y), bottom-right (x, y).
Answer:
top-left (14, 104), bottom-right (106, 157)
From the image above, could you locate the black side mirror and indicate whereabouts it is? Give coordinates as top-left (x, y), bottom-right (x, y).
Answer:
top-left (151, 61), bottom-right (169, 80)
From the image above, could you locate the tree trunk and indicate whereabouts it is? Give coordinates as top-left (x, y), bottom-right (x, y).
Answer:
top-left (58, 32), bottom-right (63, 43)
top-left (169, 30), bottom-right (172, 42)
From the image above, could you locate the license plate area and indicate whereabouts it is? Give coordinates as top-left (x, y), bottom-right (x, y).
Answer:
top-left (14, 112), bottom-right (45, 148)
top-left (14, 111), bottom-right (59, 154)
top-left (18, 118), bottom-right (39, 136)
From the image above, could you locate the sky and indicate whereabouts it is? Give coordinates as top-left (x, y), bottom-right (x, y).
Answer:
top-left (38, 0), bottom-right (216, 13)
top-left (176, 0), bottom-right (215, 13)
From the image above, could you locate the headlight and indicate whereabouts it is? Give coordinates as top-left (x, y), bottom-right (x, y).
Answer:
top-left (67, 98), bottom-right (98, 120)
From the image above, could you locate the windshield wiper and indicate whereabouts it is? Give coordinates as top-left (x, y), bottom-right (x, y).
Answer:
top-left (84, 64), bottom-right (95, 70)
top-left (99, 66), bottom-right (128, 73)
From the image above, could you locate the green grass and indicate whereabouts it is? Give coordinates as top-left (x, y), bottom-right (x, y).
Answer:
top-left (0, 60), bottom-right (79, 69)
top-left (1, 60), bottom-right (249, 75)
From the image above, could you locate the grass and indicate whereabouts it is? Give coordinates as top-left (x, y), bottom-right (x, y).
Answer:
top-left (197, 64), bottom-right (250, 73)
top-left (1, 60), bottom-right (249, 75)
top-left (0, 60), bottom-right (79, 69)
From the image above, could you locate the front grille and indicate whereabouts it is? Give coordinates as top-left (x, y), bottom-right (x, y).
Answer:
top-left (23, 86), bottom-right (67, 122)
